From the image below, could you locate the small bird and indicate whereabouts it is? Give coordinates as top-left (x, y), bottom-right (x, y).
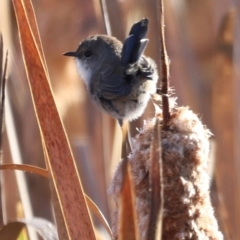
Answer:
top-left (64, 18), bottom-right (158, 126)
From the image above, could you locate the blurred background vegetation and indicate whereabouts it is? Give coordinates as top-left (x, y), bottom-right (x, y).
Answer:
top-left (0, 0), bottom-right (239, 239)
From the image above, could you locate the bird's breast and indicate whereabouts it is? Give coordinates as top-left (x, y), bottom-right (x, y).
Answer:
top-left (76, 59), bottom-right (92, 87)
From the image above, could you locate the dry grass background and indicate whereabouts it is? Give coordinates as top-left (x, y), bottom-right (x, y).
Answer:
top-left (0, 0), bottom-right (239, 239)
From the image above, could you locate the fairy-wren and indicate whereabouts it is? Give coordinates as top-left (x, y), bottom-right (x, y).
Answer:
top-left (64, 18), bottom-right (158, 126)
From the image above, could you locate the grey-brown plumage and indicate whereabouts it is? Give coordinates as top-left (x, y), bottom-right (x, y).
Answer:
top-left (64, 19), bottom-right (158, 125)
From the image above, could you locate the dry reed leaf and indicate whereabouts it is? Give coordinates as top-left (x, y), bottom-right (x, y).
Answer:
top-left (19, 0), bottom-right (48, 74)
top-left (212, 9), bottom-right (236, 239)
top-left (0, 34), bottom-right (7, 149)
top-left (118, 160), bottom-right (138, 240)
top-left (147, 119), bottom-right (163, 240)
top-left (0, 163), bottom-right (112, 238)
top-left (114, 121), bottom-right (138, 240)
top-left (0, 164), bottom-right (48, 178)
top-left (0, 222), bottom-right (25, 239)
top-left (12, 0), bottom-right (96, 239)
top-left (0, 34), bottom-right (3, 78)
top-left (85, 195), bottom-right (112, 238)
top-left (0, 218), bottom-right (58, 240)
top-left (19, 218), bottom-right (58, 240)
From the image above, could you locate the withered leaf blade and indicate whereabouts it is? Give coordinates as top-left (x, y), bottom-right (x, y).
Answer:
top-left (19, 218), bottom-right (58, 240)
top-left (118, 158), bottom-right (138, 240)
top-left (0, 163), bottom-right (112, 238)
top-left (12, 0), bottom-right (96, 239)
top-left (85, 195), bottom-right (113, 238)
top-left (0, 34), bottom-right (7, 151)
top-left (118, 121), bottom-right (138, 240)
top-left (0, 34), bottom-right (3, 79)
top-left (212, 9), bottom-right (236, 240)
top-left (0, 163), bottom-right (49, 178)
top-left (0, 222), bottom-right (25, 239)
top-left (147, 119), bottom-right (163, 240)
top-left (0, 219), bottom-right (58, 240)
top-left (20, 0), bottom-right (48, 72)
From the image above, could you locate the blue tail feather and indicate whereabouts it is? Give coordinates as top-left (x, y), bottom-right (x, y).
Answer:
top-left (121, 18), bottom-right (149, 68)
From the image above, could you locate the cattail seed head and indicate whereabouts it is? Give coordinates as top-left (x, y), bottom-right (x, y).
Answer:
top-left (109, 106), bottom-right (223, 240)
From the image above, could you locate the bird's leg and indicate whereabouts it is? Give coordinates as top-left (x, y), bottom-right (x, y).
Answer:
top-left (127, 124), bottom-right (133, 152)
top-left (156, 88), bottom-right (162, 95)
top-left (120, 120), bottom-right (132, 159)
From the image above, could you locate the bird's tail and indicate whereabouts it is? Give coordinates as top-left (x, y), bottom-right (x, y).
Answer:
top-left (121, 18), bottom-right (149, 69)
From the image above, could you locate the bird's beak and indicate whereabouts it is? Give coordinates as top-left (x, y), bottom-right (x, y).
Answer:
top-left (63, 51), bottom-right (77, 57)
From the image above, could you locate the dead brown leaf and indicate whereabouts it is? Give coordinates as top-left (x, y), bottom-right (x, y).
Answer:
top-left (12, 0), bottom-right (96, 239)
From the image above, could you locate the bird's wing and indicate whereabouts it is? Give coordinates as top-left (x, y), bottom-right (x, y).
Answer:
top-left (99, 65), bottom-right (131, 99)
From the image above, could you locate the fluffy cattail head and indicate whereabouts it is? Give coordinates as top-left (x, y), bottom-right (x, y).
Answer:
top-left (109, 106), bottom-right (223, 240)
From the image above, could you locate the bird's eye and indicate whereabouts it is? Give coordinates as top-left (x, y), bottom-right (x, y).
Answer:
top-left (84, 51), bottom-right (93, 58)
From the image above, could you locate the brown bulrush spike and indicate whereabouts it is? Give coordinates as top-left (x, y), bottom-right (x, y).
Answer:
top-left (109, 105), bottom-right (223, 240)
